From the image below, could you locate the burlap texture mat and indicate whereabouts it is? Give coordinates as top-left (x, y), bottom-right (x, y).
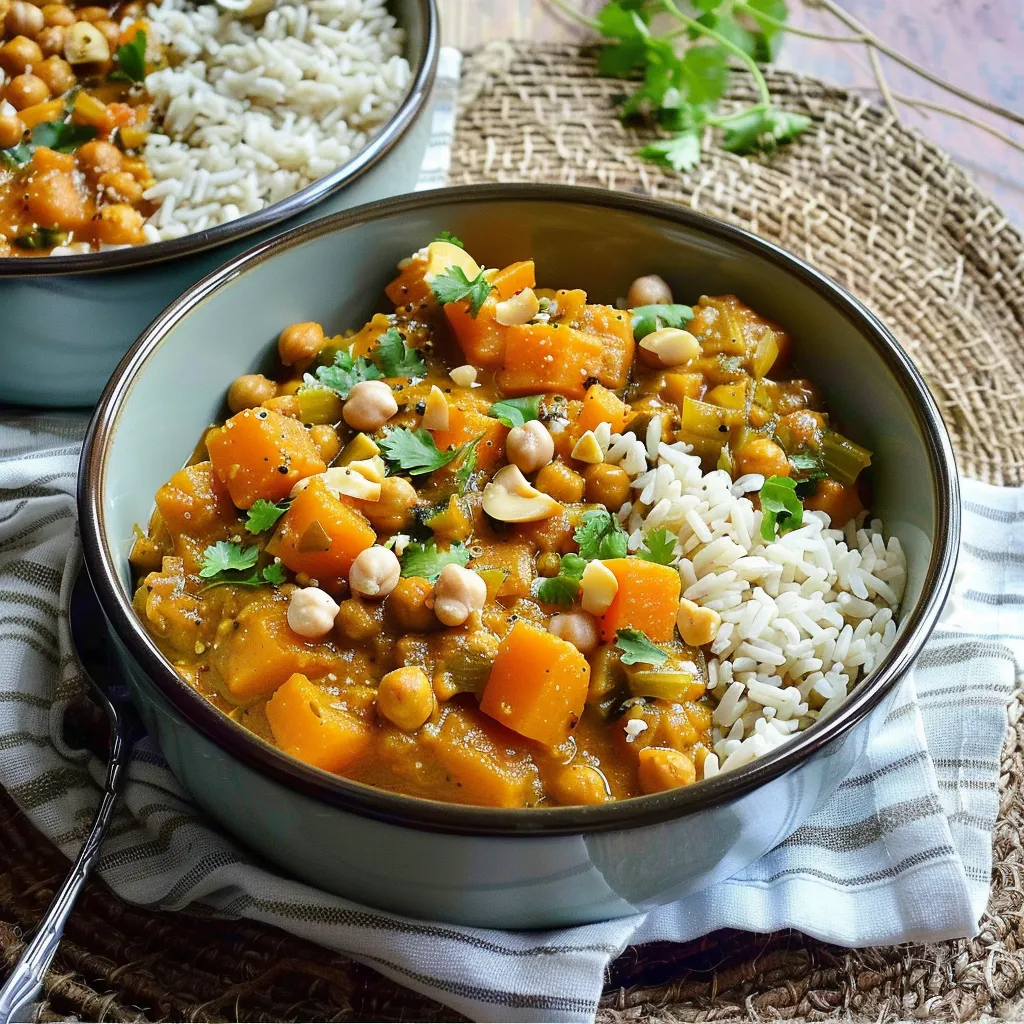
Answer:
top-left (2, 41), bottom-right (1023, 1023)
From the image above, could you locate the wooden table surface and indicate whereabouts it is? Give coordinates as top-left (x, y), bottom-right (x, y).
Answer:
top-left (437, 0), bottom-right (1024, 226)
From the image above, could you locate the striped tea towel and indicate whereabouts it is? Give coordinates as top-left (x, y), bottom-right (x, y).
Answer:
top-left (0, 410), bottom-right (1019, 1024)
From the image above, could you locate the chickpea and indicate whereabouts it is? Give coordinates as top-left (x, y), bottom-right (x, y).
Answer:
top-left (93, 203), bottom-right (145, 246)
top-left (76, 138), bottom-right (121, 178)
top-left (536, 551), bottom-right (561, 578)
top-left (360, 476), bottom-right (418, 533)
top-left (93, 18), bottom-right (119, 50)
top-left (334, 597), bottom-right (382, 642)
top-left (98, 168), bottom-right (143, 203)
top-left (676, 597), bottom-right (721, 648)
top-left (343, 379), bottom-right (397, 432)
top-left (227, 373), bottom-right (276, 413)
top-left (5, 1), bottom-right (44, 37)
top-left (0, 114), bottom-right (26, 149)
top-left (386, 576), bottom-right (438, 632)
top-left (6, 73), bottom-right (49, 109)
top-left (551, 763), bottom-right (612, 805)
top-left (277, 321), bottom-right (324, 365)
top-left (309, 424), bottom-right (340, 464)
top-left (626, 274), bottom-right (673, 308)
top-left (34, 55), bottom-right (74, 95)
top-left (286, 586), bottom-right (339, 639)
top-left (777, 409), bottom-right (825, 449)
top-left (506, 420), bottom-right (554, 475)
top-left (41, 4), bottom-right (74, 26)
top-left (36, 25), bottom-right (65, 56)
top-left (432, 564), bottom-right (487, 627)
top-left (548, 611), bottom-right (599, 654)
top-left (637, 747), bottom-right (697, 794)
top-left (583, 463), bottom-right (631, 511)
top-left (735, 436), bottom-right (790, 479)
top-left (0, 36), bottom-right (43, 76)
top-left (349, 545), bottom-right (401, 600)
top-left (376, 666), bottom-right (434, 731)
top-left (75, 5), bottom-right (109, 20)
top-left (535, 461), bottom-right (585, 504)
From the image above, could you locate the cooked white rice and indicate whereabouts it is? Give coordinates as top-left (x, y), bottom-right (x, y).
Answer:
top-left (137, 0), bottom-right (410, 241)
top-left (592, 418), bottom-right (906, 780)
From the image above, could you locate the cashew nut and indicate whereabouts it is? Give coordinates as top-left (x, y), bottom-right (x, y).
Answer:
top-left (580, 560), bottom-right (618, 615)
top-left (676, 597), bottom-right (721, 647)
top-left (449, 364), bottom-right (478, 387)
top-left (64, 20), bottom-right (110, 63)
top-left (570, 430), bottom-right (604, 464)
top-left (422, 384), bottom-right (450, 431)
top-left (638, 327), bottom-right (701, 368)
top-left (482, 464), bottom-right (563, 523)
top-left (495, 287), bottom-right (540, 326)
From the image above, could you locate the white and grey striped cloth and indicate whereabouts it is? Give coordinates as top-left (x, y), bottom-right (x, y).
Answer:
top-left (1, 410), bottom-right (1018, 1023)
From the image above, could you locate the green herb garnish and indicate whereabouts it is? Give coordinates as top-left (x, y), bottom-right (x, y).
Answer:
top-left (379, 427), bottom-right (460, 476)
top-left (534, 553), bottom-right (588, 606)
top-left (109, 29), bottom-right (147, 83)
top-left (759, 474), bottom-right (804, 541)
top-left (574, 508), bottom-right (629, 561)
top-left (615, 628), bottom-right (669, 667)
top-left (309, 348), bottom-right (382, 398)
top-left (400, 540), bottom-right (471, 582)
top-left (13, 227), bottom-right (68, 250)
top-left (433, 230), bottom-right (464, 247)
top-left (198, 541), bottom-right (284, 589)
top-left (487, 395), bottom-right (545, 429)
top-left (430, 266), bottom-right (494, 317)
top-left (375, 327), bottom-right (427, 379)
top-left (245, 499), bottom-right (289, 534)
top-left (630, 303), bottom-right (694, 340)
top-left (455, 437), bottom-right (480, 494)
top-left (637, 527), bottom-right (678, 565)
top-left (2, 119), bottom-right (98, 169)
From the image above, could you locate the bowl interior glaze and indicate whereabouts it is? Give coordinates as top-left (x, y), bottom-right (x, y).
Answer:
top-left (81, 185), bottom-right (959, 835)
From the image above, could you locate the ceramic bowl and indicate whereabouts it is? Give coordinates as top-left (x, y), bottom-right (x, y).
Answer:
top-left (0, 0), bottom-right (437, 408)
top-left (78, 184), bottom-right (959, 929)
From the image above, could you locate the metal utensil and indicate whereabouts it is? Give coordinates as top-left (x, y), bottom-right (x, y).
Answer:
top-left (0, 570), bottom-right (139, 1024)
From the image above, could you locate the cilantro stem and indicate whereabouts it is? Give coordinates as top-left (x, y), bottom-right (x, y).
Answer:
top-left (659, 0), bottom-right (771, 110)
top-left (546, 0), bottom-right (601, 32)
top-left (731, 2), bottom-right (862, 44)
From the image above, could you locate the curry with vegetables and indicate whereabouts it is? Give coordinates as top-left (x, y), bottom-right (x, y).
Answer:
top-left (130, 236), bottom-right (873, 807)
top-left (0, 0), bottom-right (156, 255)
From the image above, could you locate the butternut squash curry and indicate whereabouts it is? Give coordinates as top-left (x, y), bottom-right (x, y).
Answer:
top-left (0, 0), bottom-right (157, 255)
top-left (130, 237), bottom-right (872, 808)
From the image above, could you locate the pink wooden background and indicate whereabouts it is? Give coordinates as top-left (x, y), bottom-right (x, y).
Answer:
top-left (438, 0), bottom-right (1024, 226)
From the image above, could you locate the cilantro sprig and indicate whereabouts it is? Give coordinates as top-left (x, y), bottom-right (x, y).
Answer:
top-left (630, 303), bottom-right (694, 340)
top-left (245, 499), bottom-right (289, 534)
top-left (198, 541), bottom-right (285, 589)
top-left (590, 0), bottom-right (811, 172)
top-left (379, 427), bottom-right (478, 479)
top-left (488, 395), bottom-right (544, 429)
top-left (637, 528), bottom-right (678, 565)
top-left (615, 628), bottom-right (669, 667)
top-left (433, 230), bottom-right (464, 247)
top-left (109, 29), bottom-right (147, 83)
top-left (534, 553), bottom-right (588, 606)
top-left (1, 119), bottom-right (97, 169)
top-left (375, 327), bottom-right (427, 379)
top-left (430, 266), bottom-right (494, 317)
top-left (759, 475), bottom-right (804, 541)
top-left (400, 540), bottom-right (471, 582)
top-left (308, 349), bottom-right (381, 398)
top-left (574, 508), bottom-right (629, 562)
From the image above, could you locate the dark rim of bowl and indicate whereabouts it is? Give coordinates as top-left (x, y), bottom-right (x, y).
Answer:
top-left (0, 0), bottom-right (438, 279)
top-left (79, 183), bottom-right (961, 837)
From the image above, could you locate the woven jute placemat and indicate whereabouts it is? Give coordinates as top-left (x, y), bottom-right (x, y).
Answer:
top-left (2, 41), bottom-right (1023, 1023)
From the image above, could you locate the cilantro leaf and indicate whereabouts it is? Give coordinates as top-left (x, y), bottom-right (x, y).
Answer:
top-left (13, 227), bottom-right (68, 250)
top-left (3, 119), bottom-right (98, 168)
top-left (533, 552), bottom-right (588, 606)
top-left (488, 395), bottom-right (544, 429)
top-left (722, 108), bottom-right (812, 154)
top-left (636, 128), bottom-right (702, 172)
top-left (433, 230), bottom-right (464, 248)
top-left (787, 451), bottom-right (827, 481)
top-left (109, 29), bottom-right (147, 83)
top-left (375, 327), bottom-right (426, 379)
top-left (678, 45), bottom-right (729, 107)
top-left (574, 509), bottom-right (629, 561)
top-left (744, 0), bottom-right (788, 61)
top-left (261, 562), bottom-right (287, 585)
top-left (638, 528), bottom-right (678, 565)
top-left (199, 541), bottom-right (259, 578)
top-left (615, 628), bottom-right (669, 667)
top-left (310, 348), bottom-right (382, 398)
top-left (400, 540), bottom-right (471, 582)
top-left (759, 475), bottom-right (804, 541)
top-left (245, 499), bottom-right (289, 534)
top-left (630, 303), bottom-right (694, 340)
top-left (430, 266), bottom-right (494, 317)
top-left (379, 427), bottom-right (459, 475)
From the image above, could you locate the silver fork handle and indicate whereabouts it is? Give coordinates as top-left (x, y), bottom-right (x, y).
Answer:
top-left (0, 699), bottom-right (131, 1024)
